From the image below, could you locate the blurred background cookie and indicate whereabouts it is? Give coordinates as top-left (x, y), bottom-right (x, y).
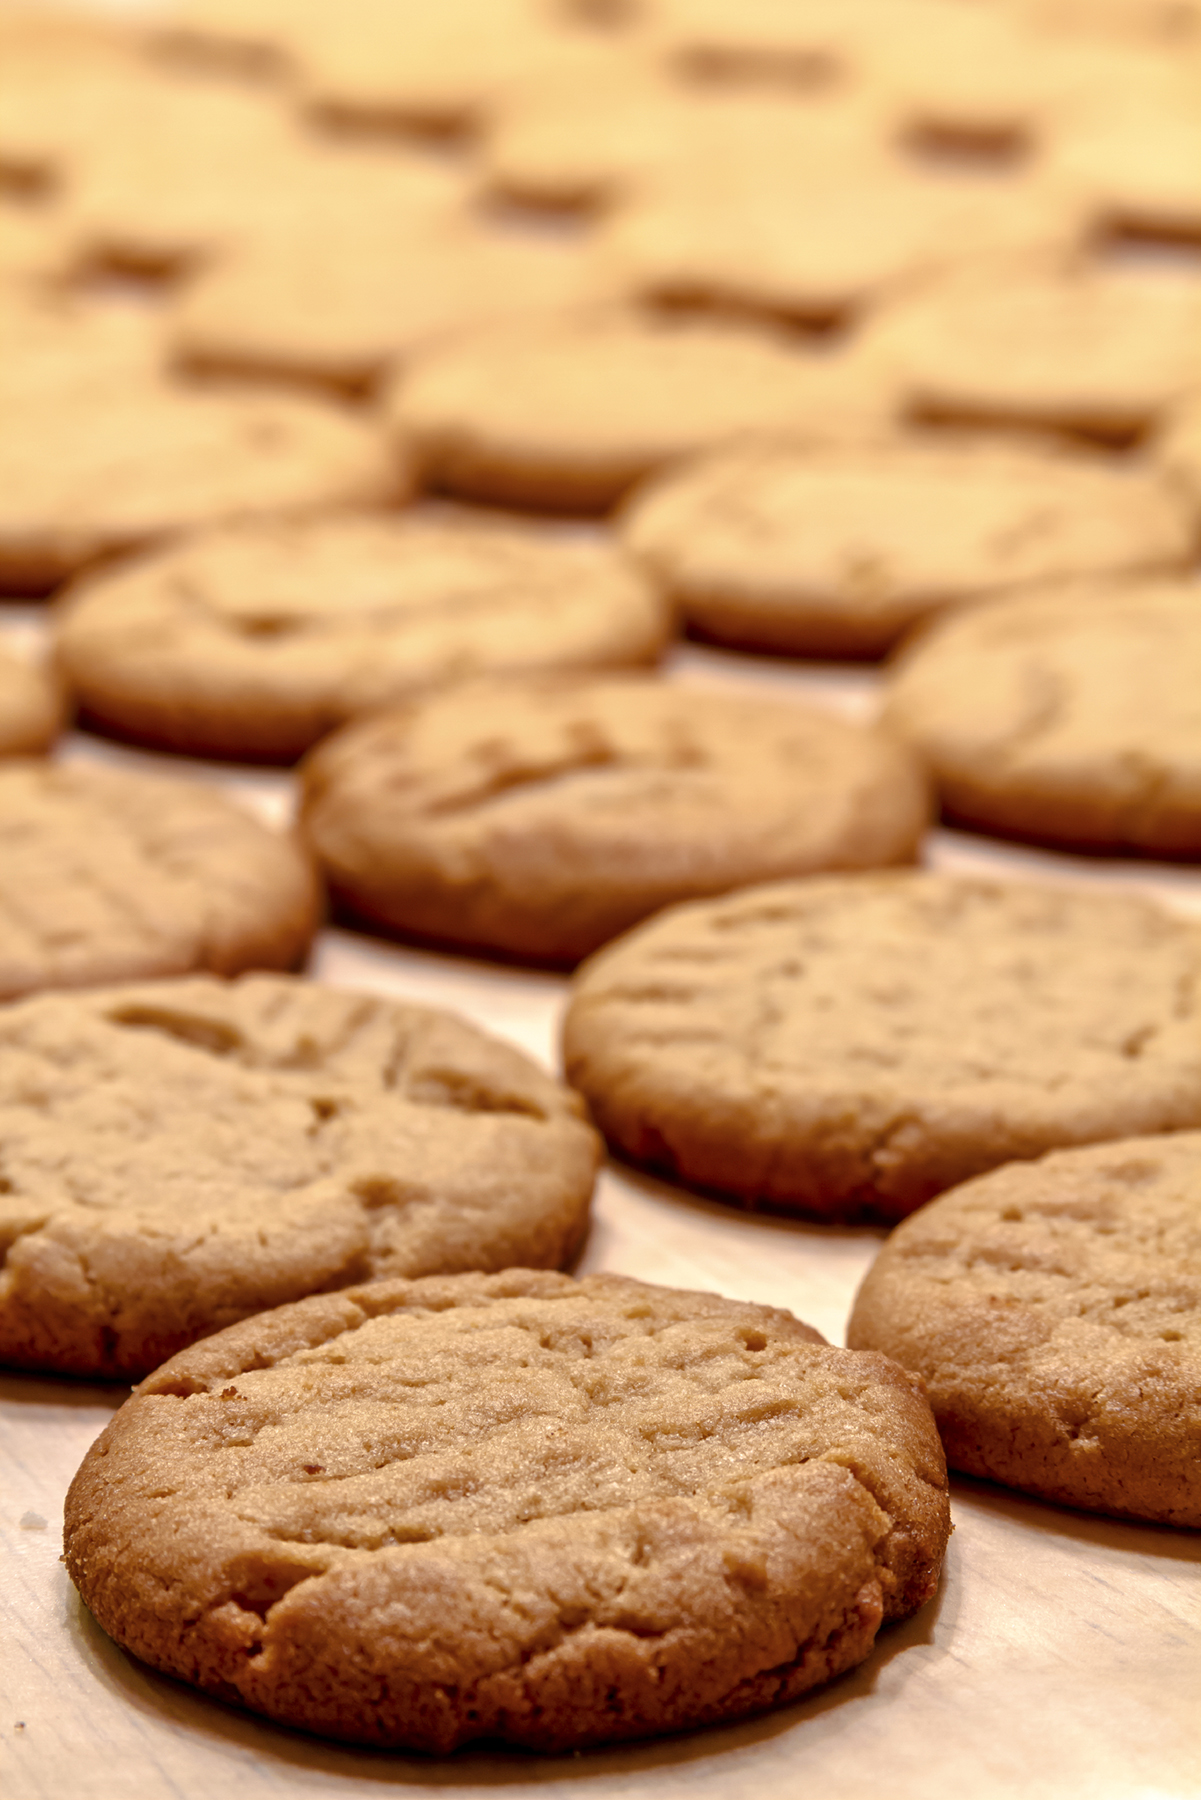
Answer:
top-left (622, 437), bottom-right (1194, 657)
top-left (885, 579), bottom-right (1201, 854)
top-left (54, 511), bottom-right (669, 760)
top-left (0, 649), bottom-right (65, 757)
top-left (390, 310), bottom-right (895, 511)
top-left (0, 760), bottom-right (318, 1000)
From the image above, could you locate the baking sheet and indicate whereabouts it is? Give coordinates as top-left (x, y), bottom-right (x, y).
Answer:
top-left (2, 617), bottom-right (1199, 1800)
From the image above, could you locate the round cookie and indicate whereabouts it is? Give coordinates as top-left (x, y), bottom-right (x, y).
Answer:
top-left (0, 650), bottom-right (64, 755)
top-left (0, 378), bottom-right (399, 593)
top-left (0, 759), bottom-right (318, 1002)
top-left (64, 1268), bottom-right (950, 1750)
top-left (883, 580), bottom-right (1201, 854)
top-left (621, 437), bottom-right (1194, 657)
top-left (1158, 389), bottom-right (1201, 510)
top-left (601, 120), bottom-right (1075, 328)
top-left (562, 871), bottom-right (1201, 1222)
top-left (299, 675), bottom-right (930, 963)
top-left (847, 1131), bottom-right (1201, 1525)
top-left (291, 0), bottom-right (564, 135)
top-left (866, 258), bottom-right (1201, 444)
top-left (478, 38), bottom-right (689, 211)
top-left (388, 310), bottom-right (895, 512)
top-left (54, 514), bottom-right (670, 762)
top-left (0, 976), bottom-right (597, 1376)
top-left (171, 205), bottom-right (613, 398)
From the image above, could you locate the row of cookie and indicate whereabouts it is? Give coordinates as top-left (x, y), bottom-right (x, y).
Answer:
top-left (6, 870), bottom-right (1195, 1518)
top-left (7, 259), bottom-right (1200, 601)
top-left (57, 1148), bottom-right (1194, 1758)
top-left (7, 561), bottom-right (1200, 877)
top-left (7, 0), bottom-right (1196, 273)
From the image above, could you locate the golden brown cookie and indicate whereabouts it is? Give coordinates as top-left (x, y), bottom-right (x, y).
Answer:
top-left (0, 976), bottom-right (597, 1376)
top-left (0, 649), bottom-right (64, 756)
top-left (1044, 62), bottom-right (1201, 246)
top-left (172, 209), bottom-right (618, 398)
top-left (601, 104), bottom-right (1076, 326)
top-left (64, 1268), bottom-right (950, 1750)
top-left (0, 287), bottom-right (168, 410)
top-left (884, 580), bottom-right (1201, 855)
top-left (389, 309), bottom-right (895, 511)
top-left (60, 72), bottom-right (306, 275)
top-left (291, 0), bottom-right (566, 134)
top-left (0, 759), bottom-right (318, 1002)
top-left (54, 513), bottom-right (670, 761)
top-left (646, 0), bottom-right (865, 87)
top-left (847, 1131), bottom-right (1201, 1525)
top-left (0, 10), bottom-right (149, 189)
top-left (478, 36), bottom-right (689, 211)
top-left (1157, 388), bottom-right (1201, 510)
top-left (0, 377), bottom-right (399, 594)
top-left (299, 674), bottom-right (929, 962)
top-left (866, 257), bottom-right (1201, 444)
top-left (563, 871), bottom-right (1201, 1222)
top-left (621, 437), bottom-right (1194, 657)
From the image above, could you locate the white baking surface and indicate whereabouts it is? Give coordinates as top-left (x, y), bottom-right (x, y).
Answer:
top-left (1, 613), bottom-right (1199, 1800)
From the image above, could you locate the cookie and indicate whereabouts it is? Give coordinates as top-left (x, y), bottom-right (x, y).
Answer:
top-left (0, 378), bottom-right (399, 594)
top-left (389, 310), bottom-right (895, 512)
top-left (647, 0), bottom-right (865, 87)
top-left (299, 674), bottom-right (929, 962)
top-left (865, 257), bottom-right (1201, 444)
top-left (621, 437), bottom-right (1194, 657)
top-left (883, 580), bottom-right (1201, 855)
top-left (847, 1131), bottom-right (1201, 1525)
top-left (0, 287), bottom-right (168, 409)
top-left (64, 1268), bottom-right (950, 1749)
top-left (0, 760), bottom-right (318, 1002)
top-left (290, 0), bottom-right (564, 135)
top-left (1159, 391), bottom-right (1201, 508)
top-left (1043, 61), bottom-right (1201, 245)
top-left (172, 210), bottom-right (619, 398)
top-left (0, 976), bottom-right (597, 1376)
top-left (478, 37), bottom-right (689, 211)
top-left (853, 0), bottom-right (1070, 153)
top-left (0, 10), bottom-right (149, 189)
top-left (0, 650), bottom-right (64, 756)
top-left (61, 72), bottom-right (307, 276)
top-left (0, 201), bottom-right (72, 283)
top-left (54, 513), bottom-right (670, 762)
top-left (563, 871), bottom-right (1201, 1222)
top-left (601, 109), bottom-right (1077, 326)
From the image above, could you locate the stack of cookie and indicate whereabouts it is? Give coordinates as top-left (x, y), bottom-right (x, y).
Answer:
top-left (1, 0), bottom-right (1198, 1773)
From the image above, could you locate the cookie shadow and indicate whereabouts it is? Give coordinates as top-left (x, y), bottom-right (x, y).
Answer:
top-left (948, 1471), bottom-right (1201, 1563)
top-left (66, 1567), bottom-right (946, 1787)
top-left (0, 1369), bottom-right (132, 1411)
top-left (598, 1148), bottom-right (893, 1240)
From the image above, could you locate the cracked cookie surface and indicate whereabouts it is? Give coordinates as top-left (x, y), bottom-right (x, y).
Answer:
top-left (848, 1131), bottom-right (1201, 1524)
top-left (0, 976), bottom-right (596, 1376)
top-left (562, 871), bottom-right (1201, 1221)
top-left (299, 673), bottom-right (928, 963)
top-left (622, 437), bottom-right (1194, 657)
top-left (64, 1268), bottom-right (949, 1750)
top-left (884, 580), bottom-right (1201, 853)
top-left (55, 513), bottom-right (668, 762)
top-left (0, 761), bottom-right (318, 1006)
top-left (388, 309), bottom-right (893, 511)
